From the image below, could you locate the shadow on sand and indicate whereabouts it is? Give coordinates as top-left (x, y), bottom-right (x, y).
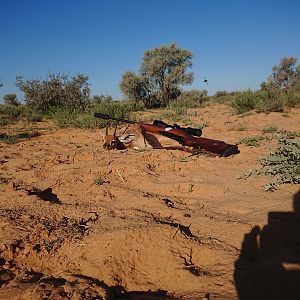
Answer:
top-left (234, 189), bottom-right (300, 300)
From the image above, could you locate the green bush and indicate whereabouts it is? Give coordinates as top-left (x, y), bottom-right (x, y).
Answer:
top-left (21, 106), bottom-right (43, 122)
top-left (0, 104), bottom-right (25, 125)
top-left (238, 132), bottom-right (300, 190)
top-left (285, 92), bottom-right (300, 108)
top-left (172, 89), bottom-right (208, 109)
top-left (255, 86), bottom-right (286, 113)
top-left (16, 73), bottom-right (90, 113)
top-left (259, 137), bottom-right (300, 190)
top-left (232, 90), bottom-right (259, 114)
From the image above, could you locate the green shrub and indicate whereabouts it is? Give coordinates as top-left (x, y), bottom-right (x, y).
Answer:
top-left (0, 104), bottom-right (25, 125)
top-left (50, 107), bottom-right (78, 127)
top-left (285, 93), bottom-right (300, 108)
top-left (16, 73), bottom-right (90, 113)
top-left (232, 90), bottom-right (259, 114)
top-left (255, 88), bottom-right (286, 113)
top-left (173, 89), bottom-right (208, 108)
top-left (238, 136), bottom-right (265, 147)
top-left (238, 132), bottom-right (300, 190)
top-left (259, 137), bottom-right (300, 190)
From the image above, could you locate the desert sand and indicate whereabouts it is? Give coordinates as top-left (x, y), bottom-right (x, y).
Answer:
top-left (0, 104), bottom-right (299, 299)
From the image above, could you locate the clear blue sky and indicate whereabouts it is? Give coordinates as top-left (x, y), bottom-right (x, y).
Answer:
top-left (1, 0), bottom-right (300, 102)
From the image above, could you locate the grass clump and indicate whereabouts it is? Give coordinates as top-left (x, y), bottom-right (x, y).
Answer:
top-left (94, 177), bottom-right (106, 185)
top-left (238, 136), bottom-right (265, 147)
top-left (0, 133), bottom-right (18, 144)
top-left (262, 126), bottom-right (277, 134)
top-left (0, 131), bottom-right (40, 144)
top-left (50, 100), bottom-right (140, 128)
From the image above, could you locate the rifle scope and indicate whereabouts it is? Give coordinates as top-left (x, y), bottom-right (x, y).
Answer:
top-left (153, 120), bottom-right (202, 137)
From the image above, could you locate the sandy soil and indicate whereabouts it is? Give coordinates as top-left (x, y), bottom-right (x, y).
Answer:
top-left (0, 104), bottom-right (299, 300)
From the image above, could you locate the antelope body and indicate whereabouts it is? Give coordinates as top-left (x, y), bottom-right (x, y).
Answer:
top-left (101, 124), bottom-right (163, 150)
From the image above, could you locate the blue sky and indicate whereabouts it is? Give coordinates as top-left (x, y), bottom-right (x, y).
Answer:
top-left (1, 0), bottom-right (300, 102)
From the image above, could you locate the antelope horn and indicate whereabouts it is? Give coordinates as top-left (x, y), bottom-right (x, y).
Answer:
top-left (113, 123), bottom-right (118, 136)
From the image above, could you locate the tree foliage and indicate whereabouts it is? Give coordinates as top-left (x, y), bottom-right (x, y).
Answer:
top-left (16, 73), bottom-right (90, 113)
top-left (271, 56), bottom-right (299, 93)
top-left (120, 44), bottom-right (193, 108)
top-left (119, 71), bottom-right (151, 104)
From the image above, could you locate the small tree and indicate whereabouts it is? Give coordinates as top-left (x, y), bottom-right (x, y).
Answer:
top-left (16, 73), bottom-right (90, 113)
top-left (141, 44), bottom-right (193, 105)
top-left (120, 44), bottom-right (194, 108)
top-left (271, 56), bottom-right (299, 93)
top-left (3, 93), bottom-right (20, 106)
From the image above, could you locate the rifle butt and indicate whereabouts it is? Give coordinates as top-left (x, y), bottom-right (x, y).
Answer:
top-left (188, 136), bottom-right (239, 157)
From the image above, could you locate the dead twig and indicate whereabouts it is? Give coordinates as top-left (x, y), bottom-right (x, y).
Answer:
top-left (116, 169), bottom-right (125, 181)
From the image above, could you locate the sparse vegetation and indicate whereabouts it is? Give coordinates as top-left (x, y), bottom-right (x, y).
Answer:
top-left (16, 73), bottom-right (90, 113)
top-left (0, 133), bottom-right (17, 144)
top-left (259, 137), bottom-right (300, 190)
top-left (238, 132), bottom-right (300, 190)
top-left (0, 131), bottom-right (40, 144)
top-left (94, 177), bottom-right (106, 185)
top-left (262, 126), bottom-right (277, 134)
top-left (238, 136), bottom-right (265, 147)
top-left (235, 125), bottom-right (247, 131)
top-left (232, 56), bottom-right (300, 114)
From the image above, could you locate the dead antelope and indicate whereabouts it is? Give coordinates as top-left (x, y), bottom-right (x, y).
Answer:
top-left (101, 124), bottom-right (163, 150)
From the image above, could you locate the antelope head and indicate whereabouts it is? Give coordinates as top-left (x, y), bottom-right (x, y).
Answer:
top-left (102, 124), bottom-right (126, 150)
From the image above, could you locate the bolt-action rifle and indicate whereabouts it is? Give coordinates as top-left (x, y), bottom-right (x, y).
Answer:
top-left (94, 113), bottom-right (239, 157)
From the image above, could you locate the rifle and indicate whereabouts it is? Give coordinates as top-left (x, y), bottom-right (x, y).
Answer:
top-left (94, 113), bottom-right (239, 157)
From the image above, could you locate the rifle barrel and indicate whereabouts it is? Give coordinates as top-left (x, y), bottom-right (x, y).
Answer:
top-left (94, 113), bottom-right (136, 124)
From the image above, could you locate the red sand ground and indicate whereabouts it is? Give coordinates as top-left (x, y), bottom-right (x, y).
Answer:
top-left (0, 104), bottom-right (299, 299)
